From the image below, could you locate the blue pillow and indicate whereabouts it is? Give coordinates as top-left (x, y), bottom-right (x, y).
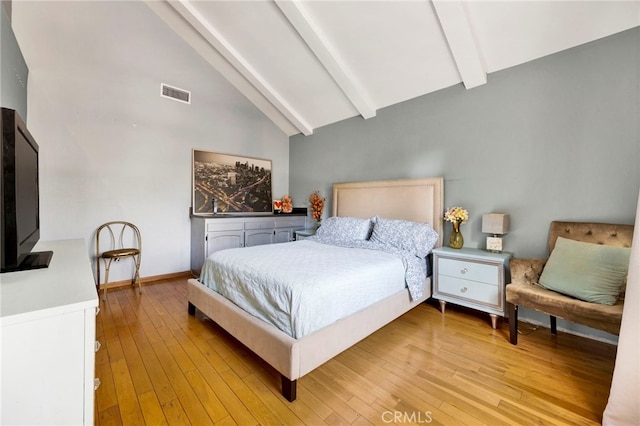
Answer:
top-left (370, 217), bottom-right (439, 258)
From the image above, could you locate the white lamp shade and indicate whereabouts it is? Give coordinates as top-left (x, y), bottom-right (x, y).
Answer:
top-left (482, 213), bottom-right (510, 235)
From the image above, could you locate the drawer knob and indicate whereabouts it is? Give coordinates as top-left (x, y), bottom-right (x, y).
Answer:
top-left (94, 378), bottom-right (101, 391)
top-left (460, 268), bottom-right (468, 275)
top-left (95, 340), bottom-right (102, 352)
top-left (460, 287), bottom-right (468, 293)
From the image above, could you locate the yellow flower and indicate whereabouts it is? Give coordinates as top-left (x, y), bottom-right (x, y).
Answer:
top-left (444, 206), bottom-right (469, 224)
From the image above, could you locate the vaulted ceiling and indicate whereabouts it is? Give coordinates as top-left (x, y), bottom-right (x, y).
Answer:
top-left (145, 1), bottom-right (640, 137)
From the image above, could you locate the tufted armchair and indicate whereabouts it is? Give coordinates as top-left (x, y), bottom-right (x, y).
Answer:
top-left (506, 221), bottom-right (633, 345)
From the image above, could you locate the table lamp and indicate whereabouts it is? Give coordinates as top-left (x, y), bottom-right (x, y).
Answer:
top-left (482, 213), bottom-right (510, 252)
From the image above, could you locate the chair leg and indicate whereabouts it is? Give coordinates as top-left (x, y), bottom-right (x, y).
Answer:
top-left (102, 259), bottom-right (112, 301)
top-left (133, 254), bottom-right (142, 294)
top-left (507, 303), bottom-right (518, 345)
top-left (550, 315), bottom-right (557, 335)
top-left (96, 259), bottom-right (101, 293)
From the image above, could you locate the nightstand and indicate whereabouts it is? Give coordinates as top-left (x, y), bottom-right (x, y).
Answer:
top-left (432, 247), bottom-right (511, 329)
top-left (294, 228), bottom-right (316, 240)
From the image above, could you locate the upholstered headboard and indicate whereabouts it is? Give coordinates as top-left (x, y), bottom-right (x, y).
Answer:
top-left (332, 177), bottom-right (444, 247)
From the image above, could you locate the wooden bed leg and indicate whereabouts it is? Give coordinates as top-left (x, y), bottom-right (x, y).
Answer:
top-left (508, 303), bottom-right (518, 345)
top-left (188, 302), bottom-right (196, 316)
top-left (550, 315), bottom-right (557, 335)
top-left (281, 376), bottom-right (297, 402)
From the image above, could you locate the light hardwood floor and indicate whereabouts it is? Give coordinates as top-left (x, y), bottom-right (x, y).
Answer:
top-left (95, 279), bottom-right (617, 425)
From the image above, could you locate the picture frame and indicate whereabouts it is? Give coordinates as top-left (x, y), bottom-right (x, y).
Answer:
top-left (192, 149), bottom-right (273, 215)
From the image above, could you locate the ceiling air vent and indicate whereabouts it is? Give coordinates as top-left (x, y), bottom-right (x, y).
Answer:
top-left (161, 83), bottom-right (190, 104)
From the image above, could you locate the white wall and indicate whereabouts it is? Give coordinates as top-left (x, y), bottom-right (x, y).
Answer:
top-left (12, 1), bottom-right (289, 281)
top-left (1, 5), bottom-right (28, 120)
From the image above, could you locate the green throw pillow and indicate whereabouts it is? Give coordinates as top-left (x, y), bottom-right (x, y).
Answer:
top-left (538, 237), bottom-right (631, 305)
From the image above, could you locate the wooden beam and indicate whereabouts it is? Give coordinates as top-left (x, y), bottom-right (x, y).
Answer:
top-left (275, 0), bottom-right (376, 120)
top-left (432, 0), bottom-right (487, 89)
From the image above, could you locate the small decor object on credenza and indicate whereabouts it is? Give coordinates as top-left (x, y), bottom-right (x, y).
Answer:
top-left (273, 199), bottom-right (282, 213)
top-left (281, 195), bottom-right (293, 213)
top-left (308, 191), bottom-right (325, 228)
top-left (444, 206), bottom-right (469, 249)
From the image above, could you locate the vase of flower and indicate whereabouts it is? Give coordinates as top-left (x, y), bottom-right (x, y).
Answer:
top-left (309, 190), bottom-right (325, 228)
top-left (444, 206), bottom-right (469, 249)
top-left (449, 220), bottom-right (464, 249)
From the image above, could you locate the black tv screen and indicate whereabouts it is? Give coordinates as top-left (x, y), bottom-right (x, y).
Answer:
top-left (1, 107), bottom-right (52, 272)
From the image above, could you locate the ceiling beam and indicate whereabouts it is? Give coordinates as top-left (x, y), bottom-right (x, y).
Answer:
top-left (432, 0), bottom-right (486, 89)
top-left (275, 0), bottom-right (376, 120)
top-left (156, 0), bottom-right (313, 136)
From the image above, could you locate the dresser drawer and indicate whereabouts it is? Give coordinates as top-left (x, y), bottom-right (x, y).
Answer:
top-left (437, 257), bottom-right (499, 285)
top-left (437, 275), bottom-right (500, 307)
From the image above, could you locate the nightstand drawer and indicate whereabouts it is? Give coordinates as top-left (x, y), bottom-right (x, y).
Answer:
top-left (438, 257), bottom-right (499, 285)
top-left (437, 275), bottom-right (500, 306)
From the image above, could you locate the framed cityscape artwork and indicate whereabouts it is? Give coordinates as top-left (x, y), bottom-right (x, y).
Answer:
top-left (192, 149), bottom-right (273, 215)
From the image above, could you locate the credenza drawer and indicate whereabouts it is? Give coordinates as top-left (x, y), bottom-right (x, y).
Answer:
top-left (437, 257), bottom-right (499, 285)
top-left (244, 220), bottom-right (275, 230)
top-left (206, 221), bottom-right (244, 232)
top-left (275, 217), bottom-right (306, 228)
top-left (437, 275), bottom-right (500, 307)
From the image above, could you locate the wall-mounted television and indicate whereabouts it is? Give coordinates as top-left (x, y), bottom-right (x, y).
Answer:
top-left (1, 107), bottom-right (52, 272)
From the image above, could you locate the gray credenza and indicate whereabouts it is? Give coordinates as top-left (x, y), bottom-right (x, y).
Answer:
top-left (190, 215), bottom-right (307, 276)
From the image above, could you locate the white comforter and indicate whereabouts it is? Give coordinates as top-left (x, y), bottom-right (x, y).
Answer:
top-left (199, 240), bottom-right (411, 338)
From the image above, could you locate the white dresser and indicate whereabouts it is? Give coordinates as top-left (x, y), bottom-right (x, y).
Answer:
top-left (432, 247), bottom-right (511, 329)
top-left (0, 239), bottom-right (99, 425)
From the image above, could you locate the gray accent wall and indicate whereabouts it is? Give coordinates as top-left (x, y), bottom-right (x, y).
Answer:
top-left (290, 27), bottom-right (640, 341)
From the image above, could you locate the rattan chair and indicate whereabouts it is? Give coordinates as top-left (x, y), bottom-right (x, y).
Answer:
top-left (96, 221), bottom-right (142, 300)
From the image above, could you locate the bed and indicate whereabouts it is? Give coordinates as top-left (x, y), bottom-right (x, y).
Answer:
top-left (187, 177), bottom-right (444, 401)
